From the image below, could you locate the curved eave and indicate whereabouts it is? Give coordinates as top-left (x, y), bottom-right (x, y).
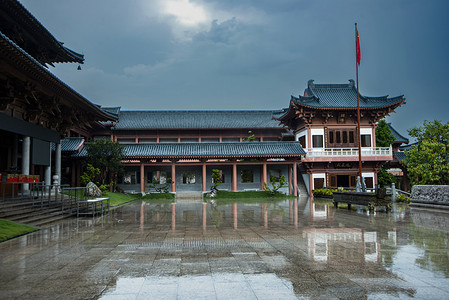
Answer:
top-left (276, 100), bottom-right (298, 122)
top-left (0, 32), bottom-right (115, 122)
top-left (291, 98), bottom-right (406, 111)
top-left (2, 0), bottom-right (84, 64)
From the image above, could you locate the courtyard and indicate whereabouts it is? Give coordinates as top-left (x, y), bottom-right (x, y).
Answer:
top-left (1, 197), bottom-right (449, 299)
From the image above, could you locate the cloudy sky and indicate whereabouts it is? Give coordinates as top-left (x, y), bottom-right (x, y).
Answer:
top-left (20, 0), bottom-right (449, 139)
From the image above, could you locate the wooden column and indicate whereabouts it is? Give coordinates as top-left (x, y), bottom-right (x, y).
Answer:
top-left (171, 163), bottom-right (176, 193)
top-left (309, 173), bottom-right (313, 198)
top-left (202, 163), bottom-right (207, 192)
top-left (261, 162), bottom-right (267, 190)
top-left (288, 165), bottom-right (292, 195)
top-left (140, 161), bottom-right (145, 193)
top-left (232, 163), bottom-right (237, 191)
top-left (293, 162), bottom-right (298, 196)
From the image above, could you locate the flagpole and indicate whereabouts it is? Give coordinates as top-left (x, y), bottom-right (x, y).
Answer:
top-left (355, 23), bottom-right (363, 182)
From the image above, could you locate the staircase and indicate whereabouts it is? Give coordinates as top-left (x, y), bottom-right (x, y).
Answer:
top-left (0, 198), bottom-right (73, 227)
top-left (175, 192), bottom-right (203, 202)
top-left (297, 174), bottom-right (309, 197)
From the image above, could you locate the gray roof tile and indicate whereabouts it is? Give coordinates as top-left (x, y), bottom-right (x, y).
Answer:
top-left (75, 141), bottom-right (305, 159)
top-left (387, 123), bottom-right (409, 144)
top-left (291, 80), bottom-right (405, 109)
top-left (394, 151), bottom-right (407, 161)
top-left (52, 137), bottom-right (84, 152)
top-left (113, 110), bottom-right (282, 129)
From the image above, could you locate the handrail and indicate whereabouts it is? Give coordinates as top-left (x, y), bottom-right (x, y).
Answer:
top-left (305, 146), bottom-right (392, 157)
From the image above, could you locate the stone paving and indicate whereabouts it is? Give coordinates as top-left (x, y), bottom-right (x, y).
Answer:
top-left (1, 197), bottom-right (449, 299)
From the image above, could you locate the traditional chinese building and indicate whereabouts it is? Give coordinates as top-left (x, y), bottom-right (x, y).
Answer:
top-left (75, 110), bottom-right (304, 195)
top-left (277, 80), bottom-right (406, 193)
top-left (0, 0), bottom-right (116, 190)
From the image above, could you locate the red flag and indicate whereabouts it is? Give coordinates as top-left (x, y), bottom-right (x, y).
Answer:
top-left (356, 27), bottom-right (361, 65)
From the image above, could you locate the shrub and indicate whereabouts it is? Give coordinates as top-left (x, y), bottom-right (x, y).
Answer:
top-left (396, 194), bottom-right (410, 203)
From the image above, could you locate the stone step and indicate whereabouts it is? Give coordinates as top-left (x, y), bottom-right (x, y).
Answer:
top-left (6, 207), bottom-right (63, 222)
top-left (176, 192), bottom-right (203, 202)
top-left (29, 214), bottom-right (73, 227)
top-left (10, 209), bottom-right (67, 226)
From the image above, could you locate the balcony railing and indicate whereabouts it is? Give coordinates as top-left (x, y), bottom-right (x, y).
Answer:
top-left (305, 146), bottom-right (392, 157)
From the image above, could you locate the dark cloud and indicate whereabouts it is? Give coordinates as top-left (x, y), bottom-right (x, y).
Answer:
top-left (19, 0), bottom-right (449, 138)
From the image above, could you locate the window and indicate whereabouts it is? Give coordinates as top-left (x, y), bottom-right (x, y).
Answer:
top-left (299, 136), bottom-right (306, 148)
top-left (139, 138), bottom-right (157, 143)
top-left (336, 131), bottom-right (341, 144)
top-left (222, 138), bottom-right (240, 142)
top-left (349, 131), bottom-right (355, 144)
top-left (152, 171), bottom-right (167, 184)
top-left (159, 138), bottom-right (178, 143)
top-left (328, 129), bottom-right (356, 147)
top-left (181, 138), bottom-right (198, 142)
top-left (182, 171), bottom-right (196, 184)
top-left (361, 134), bottom-right (371, 147)
top-left (312, 135), bottom-right (323, 148)
top-left (241, 170), bottom-right (254, 183)
top-left (117, 138), bottom-right (135, 143)
top-left (202, 138), bottom-right (219, 142)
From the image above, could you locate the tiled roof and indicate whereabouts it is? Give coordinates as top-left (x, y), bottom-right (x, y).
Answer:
top-left (100, 107), bottom-right (121, 117)
top-left (0, 31), bottom-right (116, 123)
top-left (113, 110), bottom-right (282, 129)
top-left (0, 0), bottom-right (84, 65)
top-left (74, 142), bottom-right (305, 159)
top-left (394, 151), bottom-right (407, 161)
top-left (291, 80), bottom-right (405, 109)
top-left (387, 123), bottom-right (409, 144)
top-left (399, 142), bottom-right (418, 151)
top-left (52, 137), bottom-right (84, 152)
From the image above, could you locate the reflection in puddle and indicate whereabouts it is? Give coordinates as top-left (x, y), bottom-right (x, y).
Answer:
top-left (101, 273), bottom-right (297, 299)
top-left (2, 198), bottom-right (449, 299)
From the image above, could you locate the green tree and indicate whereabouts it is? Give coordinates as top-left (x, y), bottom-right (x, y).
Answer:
top-left (84, 139), bottom-right (125, 189)
top-left (210, 169), bottom-right (223, 192)
top-left (404, 120), bottom-right (449, 185)
top-left (375, 119), bottom-right (397, 186)
top-left (375, 119), bottom-right (396, 147)
top-left (264, 175), bottom-right (287, 196)
top-left (242, 130), bottom-right (256, 142)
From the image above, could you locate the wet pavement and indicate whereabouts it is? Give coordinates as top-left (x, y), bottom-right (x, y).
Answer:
top-left (1, 197), bottom-right (449, 299)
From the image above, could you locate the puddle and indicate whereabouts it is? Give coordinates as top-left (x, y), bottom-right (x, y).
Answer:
top-left (2, 198), bottom-right (449, 299)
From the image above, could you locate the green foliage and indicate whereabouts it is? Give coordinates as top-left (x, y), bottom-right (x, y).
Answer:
top-left (404, 140), bottom-right (449, 185)
top-left (396, 194), bottom-right (410, 203)
top-left (80, 163), bottom-right (101, 186)
top-left (312, 188), bottom-right (334, 197)
top-left (408, 120), bottom-right (449, 145)
top-left (376, 119), bottom-right (396, 147)
top-left (147, 178), bottom-right (173, 193)
top-left (404, 120), bottom-right (449, 186)
top-left (263, 175), bottom-right (287, 196)
top-left (377, 166), bottom-right (398, 187)
top-left (0, 219), bottom-right (37, 242)
top-left (242, 130), bottom-right (256, 142)
top-left (84, 139), bottom-right (125, 186)
top-left (210, 169), bottom-right (222, 191)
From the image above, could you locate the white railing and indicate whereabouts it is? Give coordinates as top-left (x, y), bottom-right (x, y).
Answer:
top-left (305, 146), bottom-right (392, 157)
